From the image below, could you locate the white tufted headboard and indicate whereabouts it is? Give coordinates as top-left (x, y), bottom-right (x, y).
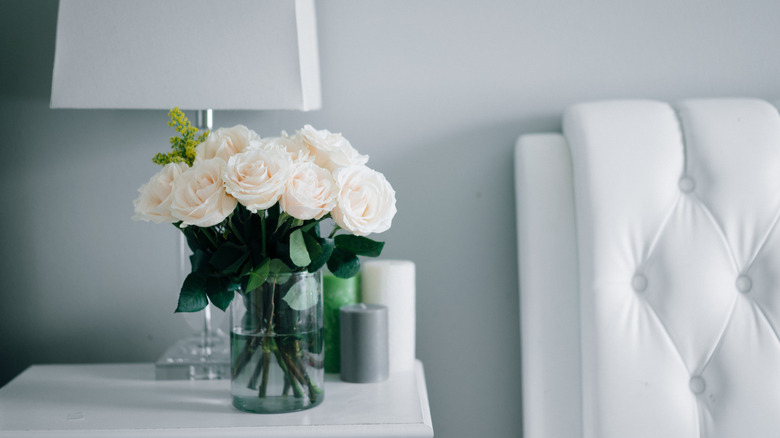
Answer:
top-left (515, 99), bottom-right (780, 438)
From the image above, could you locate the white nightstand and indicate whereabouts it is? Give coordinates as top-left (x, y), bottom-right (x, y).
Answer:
top-left (0, 360), bottom-right (433, 437)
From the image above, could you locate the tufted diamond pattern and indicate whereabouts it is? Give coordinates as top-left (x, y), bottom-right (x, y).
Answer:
top-left (562, 99), bottom-right (780, 438)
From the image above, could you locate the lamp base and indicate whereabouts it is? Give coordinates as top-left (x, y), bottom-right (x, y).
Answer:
top-left (155, 330), bottom-right (230, 380)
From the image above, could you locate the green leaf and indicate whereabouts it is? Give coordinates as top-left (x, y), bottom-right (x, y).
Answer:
top-left (334, 235), bottom-right (385, 257)
top-left (307, 237), bottom-right (333, 273)
top-left (176, 273), bottom-right (209, 313)
top-left (327, 247), bottom-right (360, 278)
top-left (182, 227), bottom-right (200, 251)
top-left (199, 227), bottom-right (219, 248)
top-left (300, 220), bottom-right (319, 234)
top-left (189, 249), bottom-right (210, 272)
top-left (182, 227), bottom-right (213, 254)
top-left (226, 276), bottom-right (243, 293)
top-left (266, 203), bottom-right (281, 234)
top-left (238, 258), bottom-right (253, 278)
top-left (209, 242), bottom-right (248, 275)
top-left (282, 276), bottom-right (320, 311)
top-left (269, 258), bottom-right (294, 273)
top-left (289, 229), bottom-right (311, 267)
top-left (228, 215), bottom-right (246, 244)
top-left (206, 278), bottom-right (235, 312)
top-left (302, 231), bottom-right (323, 261)
top-left (246, 258), bottom-right (270, 292)
top-left (225, 252), bottom-right (249, 275)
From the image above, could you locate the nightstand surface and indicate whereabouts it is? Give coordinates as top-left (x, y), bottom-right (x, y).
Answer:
top-left (0, 360), bottom-right (432, 437)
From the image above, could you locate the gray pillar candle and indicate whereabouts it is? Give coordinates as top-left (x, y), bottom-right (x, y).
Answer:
top-left (340, 304), bottom-right (389, 383)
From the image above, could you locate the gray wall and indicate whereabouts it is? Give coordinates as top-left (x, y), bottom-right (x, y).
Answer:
top-left (4, 1), bottom-right (780, 437)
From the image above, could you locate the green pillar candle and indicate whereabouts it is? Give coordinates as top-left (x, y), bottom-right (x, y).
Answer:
top-left (323, 272), bottom-right (361, 373)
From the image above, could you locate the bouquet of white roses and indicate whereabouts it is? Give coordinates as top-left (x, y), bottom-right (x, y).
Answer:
top-left (133, 109), bottom-right (395, 410)
top-left (133, 109), bottom-right (396, 313)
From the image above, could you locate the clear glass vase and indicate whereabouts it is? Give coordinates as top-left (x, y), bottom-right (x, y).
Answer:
top-left (230, 270), bottom-right (324, 413)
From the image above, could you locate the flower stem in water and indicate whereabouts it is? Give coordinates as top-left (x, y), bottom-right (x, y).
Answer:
top-left (258, 348), bottom-right (271, 397)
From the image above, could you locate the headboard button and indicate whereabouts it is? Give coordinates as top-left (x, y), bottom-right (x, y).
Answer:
top-left (631, 274), bottom-right (648, 292)
top-left (678, 176), bottom-right (696, 193)
top-left (736, 275), bottom-right (752, 294)
top-left (689, 376), bottom-right (706, 395)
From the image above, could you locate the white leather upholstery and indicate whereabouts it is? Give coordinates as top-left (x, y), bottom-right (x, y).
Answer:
top-left (516, 99), bottom-right (780, 438)
top-left (515, 134), bottom-right (582, 438)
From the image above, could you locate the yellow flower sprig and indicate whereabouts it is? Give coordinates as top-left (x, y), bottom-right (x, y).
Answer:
top-left (152, 107), bottom-right (209, 167)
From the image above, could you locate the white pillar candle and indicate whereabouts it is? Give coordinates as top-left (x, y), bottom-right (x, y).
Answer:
top-left (360, 260), bottom-right (416, 373)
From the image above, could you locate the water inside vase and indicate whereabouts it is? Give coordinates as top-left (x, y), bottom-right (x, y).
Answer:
top-left (230, 328), bottom-right (324, 413)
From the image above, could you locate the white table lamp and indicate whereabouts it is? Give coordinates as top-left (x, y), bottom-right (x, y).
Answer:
top-left (50, 0), bottom-right (322, 380)
top-left (51, 0), bottom-right (321, 111)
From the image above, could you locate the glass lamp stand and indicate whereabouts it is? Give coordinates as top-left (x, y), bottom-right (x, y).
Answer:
top-left (155, 110), bottom-right (231, 380)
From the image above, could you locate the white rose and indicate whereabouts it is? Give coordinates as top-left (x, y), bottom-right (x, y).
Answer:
top-left (298, 125), bottom-right (368, 171)
top-left (262, 133), bottom-right (311, 162)
top-left (170, 159), bottom-right (237, 227)
top-left (223, 147), bottom-right (293, 213)
top-left (195, 125), bottom-right (262, 163)
top-left (332, 166), bottom-right (396, 236)
top-left (281, 161), bottom-right (338, 220)
top-left (132, 162), bottom-right (188, 223)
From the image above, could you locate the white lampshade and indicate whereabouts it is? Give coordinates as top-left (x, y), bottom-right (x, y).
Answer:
top-left (51, 0), bottom-right (321, 111)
